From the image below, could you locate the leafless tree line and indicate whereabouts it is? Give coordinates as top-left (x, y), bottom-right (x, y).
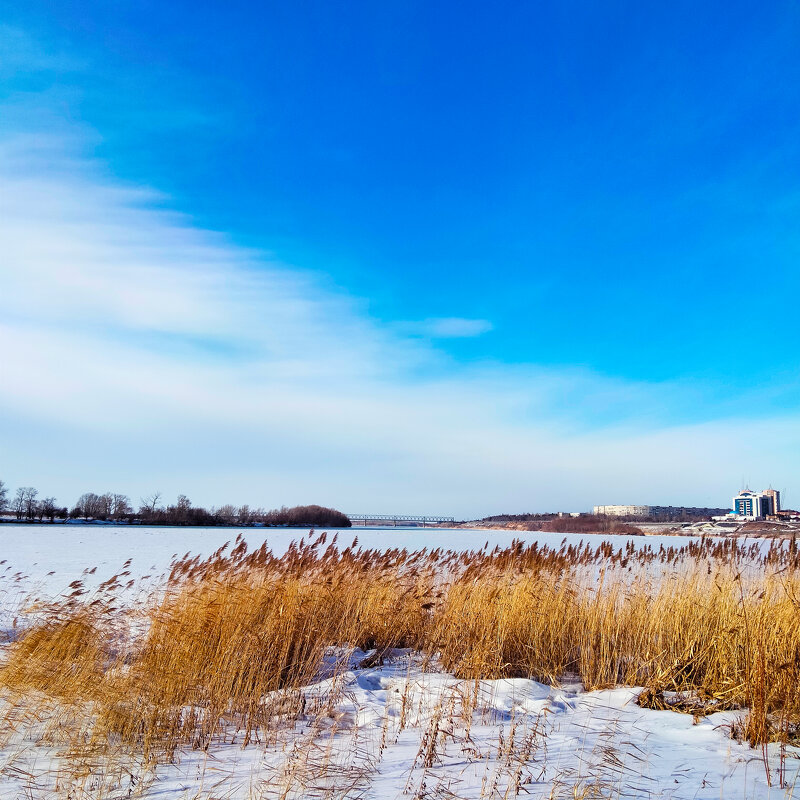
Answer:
top-left (0, 480), bottom-right (351, 527)
top-left (0, 483), bottom-right (62, 523)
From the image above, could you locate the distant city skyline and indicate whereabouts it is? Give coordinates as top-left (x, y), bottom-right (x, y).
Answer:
top-left (1, 3), bottom-right (799, 516)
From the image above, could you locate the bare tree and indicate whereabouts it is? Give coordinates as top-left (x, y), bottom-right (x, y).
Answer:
top-left (75, 492), bottom-right (116, 520)
top-left (76, 492), bottom-right (99, 519)
top-left (0, 480), bottom-right (7, 515)
top-left (40, 497), bottom-right (58, 523)
top-left (12, 488), bottom-right (25, 520)
top-left (216, 504), bottom-right (237, 524)
top-left (98, 493), bottom-right (114, 519)
top-left (111, 494), bottom-right (132, 519)
top-left (140, 492), bottom-right (162, 516)
top-left (11, 487), bottom-right (38, 521)
top-left (22, 487), bottom-right (38, 521)
top-left (170, 494), bottom-right (192, 524)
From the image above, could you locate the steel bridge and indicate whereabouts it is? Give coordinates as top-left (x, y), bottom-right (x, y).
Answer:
top-left (347, 514), bottom-right (456, 527)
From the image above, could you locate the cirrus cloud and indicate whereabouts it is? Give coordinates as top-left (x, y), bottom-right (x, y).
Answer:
top-left (396, 317), bottom-right (494, 339)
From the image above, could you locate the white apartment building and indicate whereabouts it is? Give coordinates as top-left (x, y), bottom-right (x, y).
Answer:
top-left (594, 504), bottom-right (727, 519)
top-left (593, 505), bottom-right (650, 517)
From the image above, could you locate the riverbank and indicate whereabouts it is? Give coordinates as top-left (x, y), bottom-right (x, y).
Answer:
top-left (454, 518), bottom-right (800, 539)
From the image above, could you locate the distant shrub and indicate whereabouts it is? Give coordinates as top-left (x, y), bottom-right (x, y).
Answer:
top-left (261, 504), bottom-right (351, 528)
top-left (534, 515), bottom-right (645, 535)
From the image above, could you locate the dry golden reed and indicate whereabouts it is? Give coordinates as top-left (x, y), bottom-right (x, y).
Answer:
top-left (2, 531), bottom-right (800, 765)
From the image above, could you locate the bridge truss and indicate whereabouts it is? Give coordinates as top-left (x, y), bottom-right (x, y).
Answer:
top-left (347, 514), bottom-right (456, 527)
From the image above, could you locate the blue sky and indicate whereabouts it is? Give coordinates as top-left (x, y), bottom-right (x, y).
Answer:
top-left (1, 2), bottom-right (799, 515)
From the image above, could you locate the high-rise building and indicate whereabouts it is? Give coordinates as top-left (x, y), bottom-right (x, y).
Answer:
top-left (733, 489), bottom-right (780, 520)
top-left (762, 488), bottom-right (781, 514)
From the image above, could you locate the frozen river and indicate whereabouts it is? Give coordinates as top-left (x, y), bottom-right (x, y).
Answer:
top-left (0, 522), bottom-right (709, 597)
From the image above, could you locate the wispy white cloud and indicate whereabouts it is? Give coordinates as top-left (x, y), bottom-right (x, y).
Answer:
top-left (396, 317), bottom-right (494, 339)
top-left (1, 126), bottom-right (798, 514)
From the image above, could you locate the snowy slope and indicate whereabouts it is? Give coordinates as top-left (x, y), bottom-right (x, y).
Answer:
top-left (0, 649), bottom-right (794, 799)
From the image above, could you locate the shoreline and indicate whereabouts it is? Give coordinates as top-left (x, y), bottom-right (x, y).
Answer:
top-left (452, 520), bottom-right (800, 539)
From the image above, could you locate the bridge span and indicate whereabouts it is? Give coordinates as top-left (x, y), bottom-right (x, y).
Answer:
top-left (347, 514), bottom-right (456, 528)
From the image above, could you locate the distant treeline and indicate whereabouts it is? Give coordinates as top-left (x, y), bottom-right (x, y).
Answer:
top-left (479, 513), bottom-right (559, 523)
top-left (0, 480), bottom-right (350, 528)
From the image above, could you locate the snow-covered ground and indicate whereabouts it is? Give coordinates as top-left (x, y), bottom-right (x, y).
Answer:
top-left (0, 649), bottom-right (794, 799)
top-left (0, 525), bottom-right (796, 799)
